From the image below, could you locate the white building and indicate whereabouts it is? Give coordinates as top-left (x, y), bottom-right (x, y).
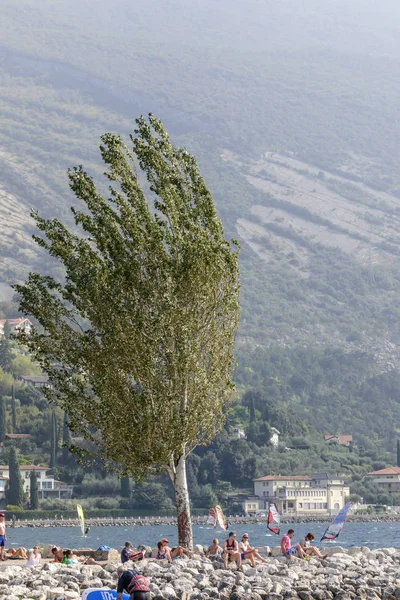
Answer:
top-left (253, 472), bottom-right (349, 516)
top-left (0, 465), bottom-right (72, 500)
top-left (0, 318), bottom-right (32, 337)
top-left (270, 427), bottom-right (280, 448)
top-left (367, 466), bottom-right (400, 495)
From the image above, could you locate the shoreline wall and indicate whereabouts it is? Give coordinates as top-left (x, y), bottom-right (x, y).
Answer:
top-left (6, 512), bottom-right (399, 528)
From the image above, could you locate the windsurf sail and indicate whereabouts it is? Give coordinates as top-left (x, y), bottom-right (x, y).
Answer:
top-left (215, 504), bottom-right (227, 530)
top-left (267, 503), bottom-right (280, 535)
top-left (206, 507), bottom-right (217, 527)
top-left (320, 503), bottom-right (351, 542)
top-left (77, 504), bottom-right (85, 537)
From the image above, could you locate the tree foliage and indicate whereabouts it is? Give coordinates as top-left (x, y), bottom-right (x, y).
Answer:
top-left (15, 115), bottom-right (240, 544)
top-left (7, 447), bottom-right (24, 508)
top-left (0, 322), bottom-right (13, 373)
top-left (11, 384), bottom-right (16, 433)
top-left (29, 470), bottom-right (38, 510)
top-left (0, 396), bottom-right (5, 445)
top-left (50, 410), bottom-right (57, 470)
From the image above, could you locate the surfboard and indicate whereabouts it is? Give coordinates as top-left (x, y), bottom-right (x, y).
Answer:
top-left (81, 589), bottom-right (129, 600)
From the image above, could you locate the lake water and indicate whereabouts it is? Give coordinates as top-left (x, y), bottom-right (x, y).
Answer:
top-left (5, 521), bottom-right (400, 551)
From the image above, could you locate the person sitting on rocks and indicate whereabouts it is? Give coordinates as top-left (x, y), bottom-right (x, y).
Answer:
top-left (62, 549), bottom-right (97, 565)
top-left (207, 538), bottom-right (222, 558)
top-left (62, 549), bottom-right (79, 564)
top-left (281, 529), bottom-right (304, 560)
top-left (299, 532), bottom-right (327, 560)
top-left (26, 545), bottom-right (41, 567)
top-left (159, 537), bottom-right (194, 559)
top-left (239, 533), bottom-right (268, 566)
top-left (223, 531), bottom-right (241, 569)
top-left (51, 546), bottom-right (64, 563)
top-left (5, 547), bottom-right (27, 560)
top-left (121, 541), bottom-right (145, 563)
top-left (156, 540), bottom-right (172, 563)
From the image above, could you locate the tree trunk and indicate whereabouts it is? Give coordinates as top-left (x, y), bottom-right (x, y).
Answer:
top-left (168, 454), bottom-right (193, 550)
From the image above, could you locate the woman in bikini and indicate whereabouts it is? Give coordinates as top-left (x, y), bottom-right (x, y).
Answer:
top-left (156, 541), bottom-right (172, 563)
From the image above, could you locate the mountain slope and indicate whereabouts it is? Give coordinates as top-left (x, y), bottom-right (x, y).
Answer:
top-left (1, 0), bottom-right (400, 455)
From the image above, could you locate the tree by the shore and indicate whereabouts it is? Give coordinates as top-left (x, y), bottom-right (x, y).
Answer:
top-left (30, 470), bottom-right (39, 509)
top-left (50, 410), bottom-right (57, 470)
top-left (15, 115), bottom-right (240, 548)
top-left (7, 447), bottom-right (24, 508)
top-left (11, 384), bottom-right (17, 433)
top-left (0, 396), bottom-right (5, 445)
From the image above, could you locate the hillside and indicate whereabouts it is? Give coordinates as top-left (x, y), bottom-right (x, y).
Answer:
top-left (1, 0), bottom-right (400, 463)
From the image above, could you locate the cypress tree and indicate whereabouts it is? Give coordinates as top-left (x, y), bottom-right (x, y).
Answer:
top-left (0, 321), bottom-right (14, 373)
top-left (120, 476), bottom-right (130, 498)
top-left (0, 396), bottom-right (6, 445)
top-left (29, 470), bottom-right (39, 510)
top-left (8, 447), bottom-right (24, 507)
top-left (50, 411), bottom-right (57, 469)
top-left (11, 385), bottom-right (17, 433)
top-left (397, 439), bottom-right (400, 468)
top-left (62, 412), bottom-right (71, 462)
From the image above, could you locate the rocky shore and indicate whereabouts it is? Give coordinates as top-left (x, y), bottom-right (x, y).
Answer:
top-left (4, 545), bottom-right (400, 600)
top-left (9, 513), bottom-right (399, 528)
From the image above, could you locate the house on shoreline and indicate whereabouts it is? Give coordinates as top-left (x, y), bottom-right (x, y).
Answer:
top-left (237, 473), bottom-right (350, 516)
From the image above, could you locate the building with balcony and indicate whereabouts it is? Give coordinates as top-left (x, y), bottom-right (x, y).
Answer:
top-left (367, 466), bottom-right (400, 494)
top-left (0, 465), bottom-right (72, 501)
top-left (253, 473), bottom-right (349, 516)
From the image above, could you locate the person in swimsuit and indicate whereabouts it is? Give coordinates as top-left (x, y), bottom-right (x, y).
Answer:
top-left (51, 546), bottom-right (64, 562)
top-left (207, 538), bottom-right (222, 558)
top-left (298, 532), bottom-right (327, 559)
top-left (223, 531), bottom-right (241, 569)
top-left (159, 537), bottom-right (193, 559)
top-left (280, 529), bottom-right (304, 560)
top-left (156, 541), bottom-right (172, 563)
top-left (5, 547), bottom-right (27, 560)
top-left (239, 534), bottom-right (268, 566)
top-left (0, 513), bottom-right (6, 561)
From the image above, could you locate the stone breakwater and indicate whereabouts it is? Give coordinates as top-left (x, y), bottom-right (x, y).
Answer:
top-left (4, 546), bottom-right (400, 600)
top-left (10, 513), bottom-right (399, 528)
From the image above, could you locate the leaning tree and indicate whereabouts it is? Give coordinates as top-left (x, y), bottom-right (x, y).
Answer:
top-left (15, 115), bottom-right (240, 548)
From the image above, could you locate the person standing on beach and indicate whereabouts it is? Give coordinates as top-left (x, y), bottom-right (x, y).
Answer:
top-left (0, 513), bottom-right (7, 560)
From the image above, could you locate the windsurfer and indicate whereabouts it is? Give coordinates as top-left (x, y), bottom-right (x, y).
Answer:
top-left (299, 533), bottom-right (327, 559)
top-left (280, 529), bottom-right (304, 560)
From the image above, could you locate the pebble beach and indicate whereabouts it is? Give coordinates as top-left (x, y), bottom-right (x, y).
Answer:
top-left (4, 544), bottom-right (400, 600)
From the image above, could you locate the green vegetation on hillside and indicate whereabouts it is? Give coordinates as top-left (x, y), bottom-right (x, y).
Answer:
top-left (1, 0), bottom-right (400, 505)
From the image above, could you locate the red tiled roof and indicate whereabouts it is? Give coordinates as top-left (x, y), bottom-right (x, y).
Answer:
top-left (254, 475), bottom-right (311, 482)
top-left (0, 318), bottom-right (29, 326)
top-left (324, 434), bottom-right (353, 444)
top-left (367, 466), bottom-right (400, 476)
